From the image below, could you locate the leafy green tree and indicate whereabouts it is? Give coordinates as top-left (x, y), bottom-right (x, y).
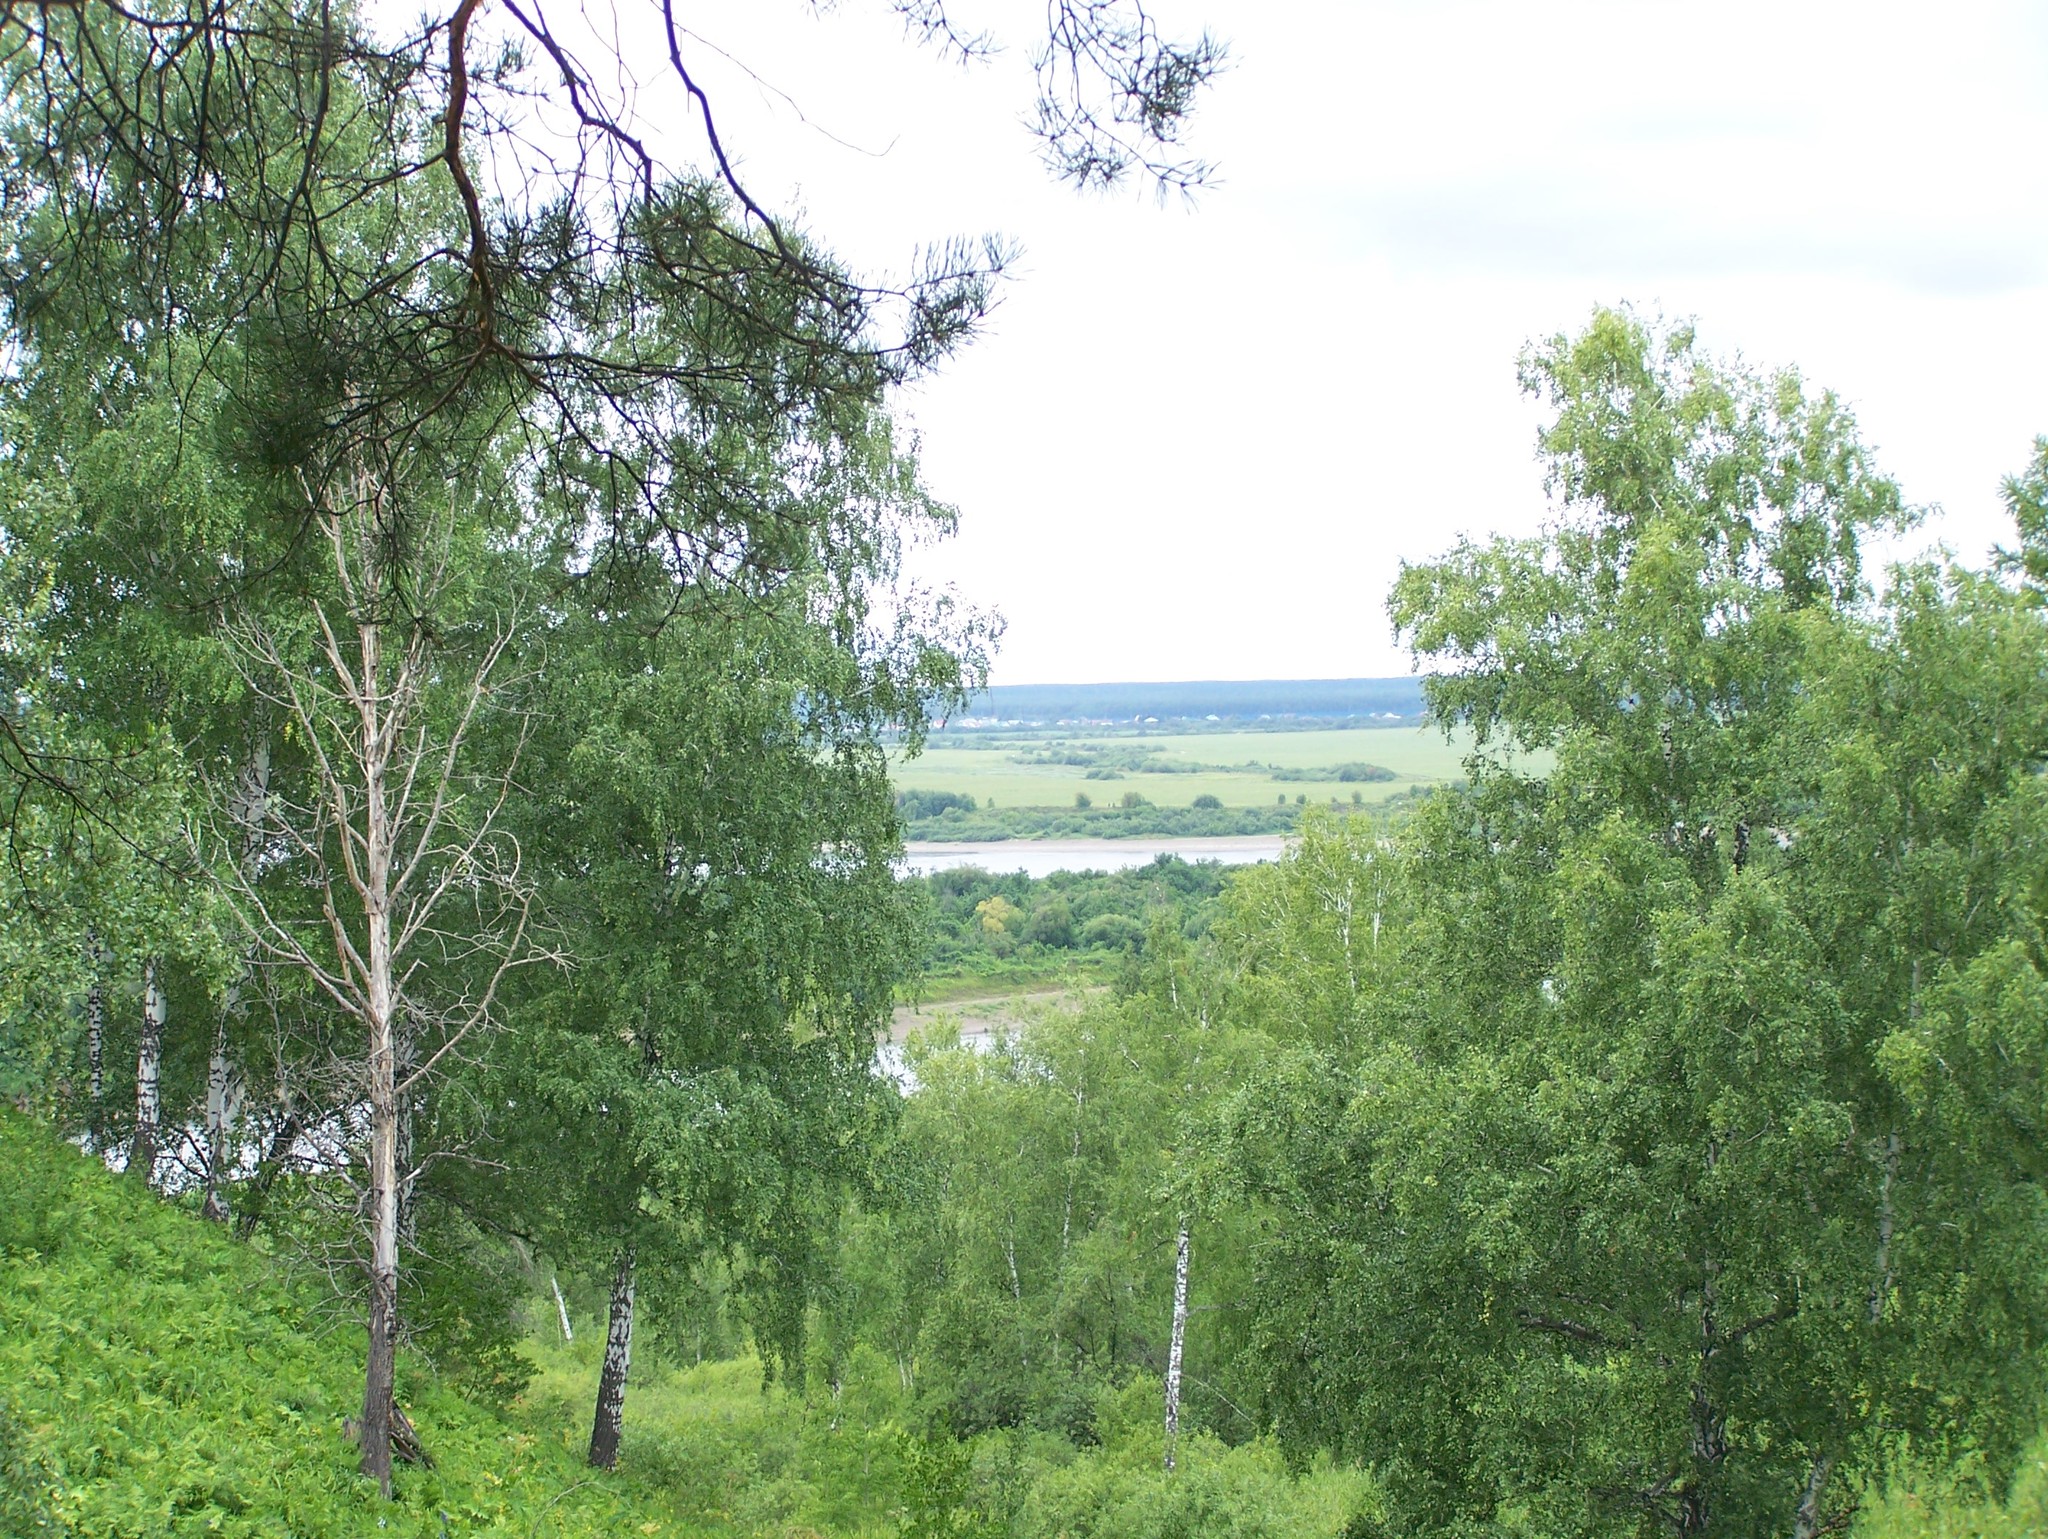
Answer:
top-left (1995, 436), bottom-right (2048, 604)
top-left (0, 385), bottom-right (266, 1190)
top-left (1219, 311), bottom-right (2048, 1537)
top-left (848, 926), bottom-right (1264, 1452)
top-left (1, 0), bottom-right (1220, 621)
top-left (474, 421), bottom-right (988, 1466)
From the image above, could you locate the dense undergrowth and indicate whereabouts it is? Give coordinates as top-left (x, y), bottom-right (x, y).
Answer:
top-left (0, 1108), bottom-right (689, 1536)
top-left (0, 1108), bottom-right (1365, 1537)
top-left (6, 1104), bottom-right (2048, 1539)
top-left (521, 1341), bottom-right (1365, 1539)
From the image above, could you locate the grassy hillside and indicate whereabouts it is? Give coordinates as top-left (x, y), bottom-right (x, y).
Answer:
top-left (0, 1108), bottom-right (685, 1537)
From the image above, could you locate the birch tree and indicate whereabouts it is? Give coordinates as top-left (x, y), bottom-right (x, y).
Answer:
top-left (1218, 312), bottom-right (2048, 1538)
top-left (482, 535), bottom-right (974, 1467)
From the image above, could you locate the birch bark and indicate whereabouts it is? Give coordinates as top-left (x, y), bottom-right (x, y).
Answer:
top-left (1163, 1218), bottom-right (1191, 1473)
top-left (552, 1274), bottom-right (573, 1341)
top-left (84, 933), bottom-right (105, 1143)
top-left (1793, 1453), bottom-right (1834, 1539)
top-left (201, 1016), bottom-right (237, 1221)
top-left (206, 743), bottom-right (269, 1223)
top-left (132, 957), bottom-right (166, 1187)
top-left (588, 1246), bottom-right (637, 1469)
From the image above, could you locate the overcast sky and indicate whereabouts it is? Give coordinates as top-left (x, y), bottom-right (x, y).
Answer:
top-left (602, 1), bottom-right (2048, 683)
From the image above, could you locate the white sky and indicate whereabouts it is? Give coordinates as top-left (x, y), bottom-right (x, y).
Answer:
top-left (545, 0), bottom-right (2048, 683)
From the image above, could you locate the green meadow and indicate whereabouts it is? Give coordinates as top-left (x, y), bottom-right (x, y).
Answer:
top-left (892, 725), bottom-right (1481, 811)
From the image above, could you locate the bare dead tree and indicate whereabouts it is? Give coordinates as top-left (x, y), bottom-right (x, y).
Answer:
top-left (212, 446), bottom-right (544, 1499)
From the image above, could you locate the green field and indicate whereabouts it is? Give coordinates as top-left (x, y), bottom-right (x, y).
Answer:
top-left (894, 725), bottom-right (1483, 811)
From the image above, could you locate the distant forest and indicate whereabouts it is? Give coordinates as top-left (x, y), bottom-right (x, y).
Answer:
top-left (943, 676), bottom-right (1428, 727)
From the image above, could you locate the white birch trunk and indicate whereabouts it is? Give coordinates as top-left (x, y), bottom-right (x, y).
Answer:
top-left (201, 1015), bottom-right (238, 1221)
top-left (1793, 1453), bottom-right (1833, 1539)
top-left (84, 933), bottom-right (106, 1141)
top-left (588, 1246), bottom-right (637, 1469)
top-left (133, 956), bottom-right (166, 1188)
top-left (1869, 1131), bottom-right (1899, 1324)
top-left (552, 1274), bottom-right (573, 1341)
top-left (1164, 1217), bottom-right (1191, 1473)
top-left (86, 978), bottom-right (105, 1099)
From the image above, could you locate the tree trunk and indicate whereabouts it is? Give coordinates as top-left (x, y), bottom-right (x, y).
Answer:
top-left (359, 995), bottom-right (399, 1497)
top-left (588, 1245), bottom-right (637, 1470)
top-left (201, 1011), bottom-right (238, 1221)
top-left (357, 649), bottom-right (400, 1500)
top-left (132, 956), bottom-right (166, 1187)
top-left (1164, 1217), bottom-right (1191, 1473)
top-left (205, 740), bottom-right (267, 1223)
top-left (84, 933), bottom-right (106, 1145)
top-left (1869, 1131), bottom-right (1899, 1324)
top-left (236, 1095), bottom-right (302, 1241)
top-left (1793, 1453), bottom-right (1834, 1539)
top-left (552, 1274), bottom-right (573, 1341)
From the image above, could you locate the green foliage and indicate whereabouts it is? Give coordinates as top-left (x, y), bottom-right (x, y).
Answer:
top-left (899, 800), bottom-right (1327, 842)
top-left (911, 859), bottom-right (1226, 987)
top-left (838, 932), bottom-right (1274, 1452)
top-left (1994, 435), bottom-right (2048, 604)
top-left (0, 1094), bottom-right (1367, 1537)
top-left (1216, 310), bottom-right (2048, 1537)
top-left (902, 790), bottom-right (982, 819)
top-left (0, 1398), bottom-right (56, 1534)
top-left (1266, 762), bottom-right (1393, 783)
top-left (0, 1109), bottom-right (688, 1536)
top-left (1855, 1444), bottom-right (2048, 1538)
top-left (899, 1431), bottom-right (1004, 1539)
top-left (409, 1211), bottom-right (538, 1412)
top-left (517, 1335), bottom-right (1361, 1539)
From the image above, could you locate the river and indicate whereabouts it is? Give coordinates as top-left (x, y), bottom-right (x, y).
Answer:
top-left (901, 834), bottom-right (1287, 878)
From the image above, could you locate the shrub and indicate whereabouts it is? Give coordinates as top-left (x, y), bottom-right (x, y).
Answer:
top-left (901, 790), bottom-right (979, 819)
top-left (1080, 914), bottom-right (1144, 950)
top-left (1026, 899), bottom-right (1075, 949)
top-left (1191, 793), bottom-right (1223, 810)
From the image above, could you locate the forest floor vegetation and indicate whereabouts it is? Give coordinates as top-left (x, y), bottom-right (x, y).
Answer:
top-left (0, 1106), bottom-right (1364, 1538)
